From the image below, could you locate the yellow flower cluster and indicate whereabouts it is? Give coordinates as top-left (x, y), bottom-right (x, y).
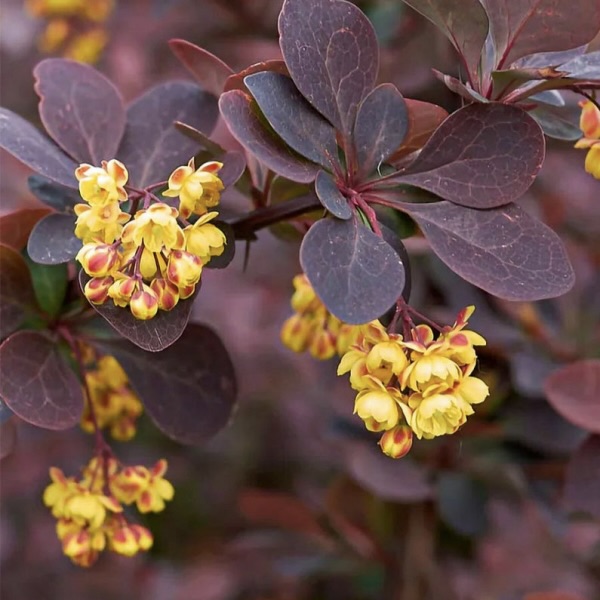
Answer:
top-left (81, 353), bottom-right (143, 441)
top-left (575, 100), bottom-right (600, 179)
top-left (25, 0), bottom-right (113, 63)
top-left (338, 307), bottom-right (489, 458)
top-left (74, 158), bottom-right (227, 320)
top-left (280, 274), bottom-right (364, 359)
top-left (43, 456), bottom-right (174, 566)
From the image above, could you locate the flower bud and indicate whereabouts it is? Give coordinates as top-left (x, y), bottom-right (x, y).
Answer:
top-left (129, 285), bottom-right (159, 320)
top-left (579, 100), bottom-right (600, 140)
top-left (178, 283), bottom-right (196, 299)
top-left (585, 144), bottom-right (600, 179)
top-left (107, 276), bottom-right (137, 307)
top-left (109, 522), bottom-right (153, 556)
top-left (84, 276), bottom-right (113, 304)
top-left (280, 314), bottom-right (313, 353)
top-left (150, 278), bottom-right (180, 311)
top-left (76, 243), bottom-right (120, 277)
top-left (166, 250), bottom-right (203, 287)
top-left (308, 327), bottom-right (337, 360)
top-left (379, 425), bottom-right (413, 459)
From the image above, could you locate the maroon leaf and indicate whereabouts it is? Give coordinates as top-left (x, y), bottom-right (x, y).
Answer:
top-left (34, 59), bottom-right (126, 164)
top-left (480, 0), bottom-right (600, 70)
top-left (169, 39), bottom-right (234, 97)
top-left (98, 324), bottom-right (236, 445)
top-left (219, 89), bottom-right (320, 183)
top-left (544, 360), bottom-right (600, 434)
top-left (353, 84), bottom-right (408, 177)
top-left (0, 245), bottom-right (38, 340)
top-left (219, 151), bottom-right (246, 188)
top-left (389, 99), bottom-right (448, 162)
top-left (432, 70), bottom-right (489, 102)
top-left (563, 435), bottom-right (600, 519)
top-left (0, 331), bottom-right (84, 429)
top-left (244, 71), bottom-right (338, 169)
top-left (395, 103), bottom-right (544, 209)
top-left (117, 82), bottom-right (219, 187)
top-left (399, 201), bottom-right (574, 301)
top-left (0, 418), bottom-right (17, 460)
top-left (300, 217), bottom-right (405, 324)
top-left (0, 208), bottom-right (51, 251)
top-left (0, 107), bottom-right (78, 188)
top-left (174, 121), bottom-right (227, 157)
top-left (80, 271), bottom-right (195, 352)
top-left (559, 50), bottom-right (600, 80)
top-left (346, 442), bottom-right (433, 502)
top-left (278, 0), bottom-right (378, 137)
top-left (315, 170), bottom-right (352, 219)
top-left (223, 60), bottom-right (289, 94)
top-left (401, 0), bottom-right (489, 85)
top-left (27, 213), bottom-right (80, 265)
top-left (28, 175), bottom-right (80, 212)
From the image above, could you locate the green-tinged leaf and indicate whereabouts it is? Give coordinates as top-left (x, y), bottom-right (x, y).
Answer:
top-left (27, 213), bottom-right (80, 265)
top-left (544, 360), bottom-right (600, 434)
top-left (300, 217), bottom-right (405, 324)
top-left (530, 104), bottom-right (583, 141)
top-left (400, 0), bottom-right (489, 84)
top-left (438, 472), bottom-right (488, 537)
top-left (80, 271), bottom-right (196, 352)
top-left (0, 331), bottom-right (84, 429)
top-left (24, 254), bottom-right (68, 318)
top-left (97, 324), bottom-right (236, 444)
top-left (0, 208), bottom-right (51, 251)
top-left (0, 245), bottom-right (39, 340)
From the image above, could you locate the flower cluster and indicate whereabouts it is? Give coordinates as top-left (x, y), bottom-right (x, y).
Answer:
top-left (43, 456), bottom-right (174, 566)
top-left (43, 458), bottom-right (174, 567)
top-left (338, 307), bottom-right (489, 458)
top-left (280, 274), bottom-right (364, 359)
top-left (25, 0), bottom-right (114, 63)
top-left (81, 353), bottom-right (143, 441)
top-left (575, 99), bottom-right (600, 180)
top-left (75, 158), bottom-right (227, 320)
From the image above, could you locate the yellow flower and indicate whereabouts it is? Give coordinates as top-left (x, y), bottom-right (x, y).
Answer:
top-left (64, 28), bottom-right (108, 64)
top-left (43, 467), bottom-right (79, 519)
top-left (379, 424), bottom-right (413, 459)
top-left (76, 242), bottom-right (120, 277)
top-left (578, 100), bottom-right (600, 140)
top-left (408, 391), bottom-right (471, 439)
top-left (107, 275), bottom-right (137, 307)
top-left (290, 274), bottom-right (322, 314)
top-left (354, 382), bottom-right (409, 432)
top-left (38, 18), bottom-right (69, 52)
top-left (184, 211), bottom-right (226, 264)
top-left (281, 313), bottom-right (315, 353)
top-left (166, 250), bottom-right (203, 287)
top-left (308, 327), bottom-right (337, 360)
top-left (107, 521), bottom-right (153, 557)
top-left (74, 201), bottom-right (130, 244)
top-left (365, 340), bottom-right (408, 385)
top-left (64, 489), bottom-right (122, 530)
top-left (163, 159), bottom-right (224, 219)
top-left (584, 143), bottom-right (600, 179)
top-left (75, 159), bottom-right (128, 206)
top-left (121, 203), bottom-right (185, 253)
top-left (400, 352), bottom-right (462, 393)
top-left (129, 285), bottom-right (159, 320)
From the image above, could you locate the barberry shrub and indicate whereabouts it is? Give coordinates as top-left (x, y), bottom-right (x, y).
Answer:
top-left (1, 0), bottom-right (599, 573)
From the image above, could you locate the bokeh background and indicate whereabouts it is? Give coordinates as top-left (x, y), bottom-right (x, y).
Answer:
top-left (1, 1), bottom-right (600, 599)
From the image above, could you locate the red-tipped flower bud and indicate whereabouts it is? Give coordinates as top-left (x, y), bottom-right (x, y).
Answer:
top-left (150, 278), bottom-right (180, 311)
top-left (379, 425), bottom-right (413, 459)
top-left (129, 285), bottom-right (159, 320)
top-left (166, 250), bottom-right (203, 287)
top-left (84, 276), bottom-right (114, 304)
top-left (76, 243), bottom-right (120, 277)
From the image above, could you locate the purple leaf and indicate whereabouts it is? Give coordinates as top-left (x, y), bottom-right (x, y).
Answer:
top-left (480, 0), bottom-right (600, 70)
top-left (563, 435), bottom-right (600, 519)
top-left (0, 108), bottom-right (78, 188)
top-left (224, 60), bottom-right (289, 94)
top-left (0, 419), bottom-right (17, 460)
top-left (395, 103), bottom-right (544, 209)
top-left (98, 324), bottom-right (236, 445)
top-left (80, 271), bottom-right (195, 352)
top-left (353, 84), bottom-right (408, 177)
top-left (315, 170), bottom-right (352, 219)
top-left (0, 208), bottom-right (51, 252)
top-left (544, 360), bottom-right (600, 434)
top-left (244, 71), bottom-right (338, 170)
top-left (0, 331), bottom-right (84, 430)
top-left (432, 70), bottom-right (489, 102)
top-left (345, 442), bottom-right (433, 502)
top-left (219, 151), bottom-right (246, 188)
top-left (219, 90), bottom-right (320, 183)
top-left (169, 39), bottom-right (234, 97)
top-left (512, 46), bottom-right (587, 69)
top-left (0, 245), bottom-right (38, 340)
top-left (530, 104), bottom-right (582, 141)
top-left (300, 217), bottom-right (405, 324)
top-left (437, 472), bottom-right (488, 537)
top-left (117, 82), bottom-right (219, 187)
top-left (278, 0), bottom-right (378, 137)
top-left (399, 201), bottom-right (574, 301)
top-left (34, 59), bottom-right (126, 165)
top-left (28, 175), bottom-right (80, 211)
top-left (559, 50), bottom-right (600, 80)
top-left (27, 213), bottom-right (80, 265)
top-left (401, 0), bottom-right (489, 85)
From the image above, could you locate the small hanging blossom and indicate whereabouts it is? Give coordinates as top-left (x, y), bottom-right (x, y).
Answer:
top-left (73, 158), bottom-right (227, 320)
top-left (162, 159), bottom-right (224, 219)
top-left (43, 455), bottom-right (174, 567)
top-left (574, 99), bottom-right (600, 180)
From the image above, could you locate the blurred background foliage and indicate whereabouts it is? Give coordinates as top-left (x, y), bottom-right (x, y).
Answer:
top-left (1, 1), bottom-right (599, 598)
